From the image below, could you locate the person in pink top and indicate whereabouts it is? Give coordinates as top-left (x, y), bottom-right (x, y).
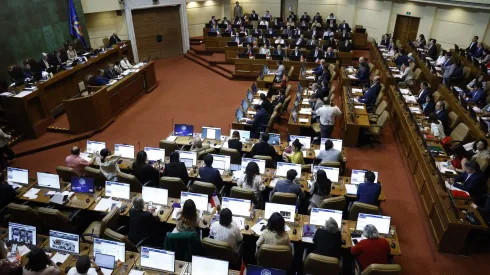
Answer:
top-left (65, 146), bottom-right (94, 176)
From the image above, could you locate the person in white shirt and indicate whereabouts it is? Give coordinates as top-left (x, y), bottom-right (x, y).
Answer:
top-left (209, 208), bottom-right (243, 252)
top-left (67, 45), bottom-right (78, 62)
top-left (259, 44), bottom-right (271, 56)
top-left (313, 101), bottom-right (342, 138)
top-left (428, 113), bottom-right (445, 139)
top-left (316, 139), bottom-right (341, 163)
top-left (120, 55), bottom-right (133, 70)
top-left (436, 50), bottom-right (447, 66)
top-left (237, 161), bottom-right (265, 202)
top-left (398, 62), bottom-right (413, 86)
top-left (259, 19), bottom-right (269, 28)
top-left (274, 37), bottom-right (285, 44)
top-left (96, 149), bottom-right (121, 181)
top-left (67, 255), bottom-right (104, 275)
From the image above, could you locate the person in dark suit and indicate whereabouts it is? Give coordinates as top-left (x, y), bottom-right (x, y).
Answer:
top-left (209, 16), bottom-right (218, 25)
top-left (228, 131), bottom-right (243, 154)
top-left (338, 20), bottom-right (349, 31)
top-left (250, 10), bottom-right (259, 21)
top-left (163, 152), bottom-right (190, 184)
top-left (325, 37), bottom-right (336, 49)
top-left (355, 61), bottom-right (370, 84)
top-left (274, 45), bottom-right (285, 56)
top-left (288, 12), bottom-right (297, 21)
top-left (465, 82), bottom-right (485, 107)
top-left (128, 197), bottom-right (159, 246)
top-left (416, 81), bottom-right (432, 105)
top-left (109, 33), bottom-right (122, 46)
top-left (300, 12), bottom-right (310, 22)
top-left (370, 76), bottom-right (382, 96)
top-left (198, 154), bottom-right (224, 190)
top-left (327, 19), bottom-right (336, 32)
top-left (39, 53), bottom-right (52, 72)
top-left (451, 161), bottom-right (488, 204)
top-left (339, 40), bottom-right (352, 52)
top-left (356, 171), bottom-right (381, 206)
top-left (131, 151), bottom-right (160, 187)
top-left (245, 105), bottom-right (269, 138)
top-left (324, 47), bottom-right (335, 59)
top-left (380, 34), bottom-right (390, 47)
top-left (339, 29), bottom-right (350, 40)
top-left (104, 63), bottom-right (118, 79)
top-left (250, 132), bottom-right (277, 160)
top-left (427, 39), bottom-right (437, 60)
top-left (294, 35), bottom-right (306, 46)
top-left (307, 35), bottom-right (318, 47)
top-left (293, 27), bottom-right (301, 37)
top-left (358, 82), bottom-right (376, 106)
top-left (312, 217), bottom-right (342, 259)
top-left (317, 66), bottom-right (331, 85)
top-left (422, 95), bottom-right (436, 117)
top-left (95, 69), bottom-right (110, 86)
top-left (245, 34), bottom-right (255, 44)
top-left (50, 51), bottom-right (66, 68)
top-left (243, 44), bottom-right (253, 55)
top-left (312, 61), bottom-right (325, 79)
top-left (251, 27), bottom-right (260, 36)
top-left (435, 101), bottom-right (449, 130)
top-left (467, 36), bottom-right (478, 55)
top-left (0, 172), bottom-right (16, 210)
top-left (260, 93), bottom-right (273, 115)
top-left (309, 47), bottom-right (324, 60)
top-left (314, 13), bottom-right (322, 23)
top-left (22, 61), bottom-right (33, 79)
top-left (232, 34), bottom-right (242, 44)
top-left (473, 43), bottom-right (484, 58)
top-left (291, 46), bottom-right (303, 57)
top-left (472, 194), bottom-right (490, 224)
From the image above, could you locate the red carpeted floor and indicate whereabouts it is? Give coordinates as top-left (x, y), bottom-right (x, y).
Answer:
top-left (12, 56), bottom-right (490, 274)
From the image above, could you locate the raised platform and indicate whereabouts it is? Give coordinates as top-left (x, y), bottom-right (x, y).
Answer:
top-left (185, 45), bottom-right (234, 79)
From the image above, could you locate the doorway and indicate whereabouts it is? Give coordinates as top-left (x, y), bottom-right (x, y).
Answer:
top-left (393, 15), bottom-right (420, 44)
top-left (131, 5), bottom-right (183, 61)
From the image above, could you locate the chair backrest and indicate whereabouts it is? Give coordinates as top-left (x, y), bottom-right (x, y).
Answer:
top-left (432, 91), bottom-right (442, 102)
top-left (361, 264), bottom-right (402, 275)
top-left (280, 95), bottom-right (292, 113)
top-left (375, 100), bottom-right (387, 116)
top-left (83, 166), bottom-right (106, 188)
top-left (266, 112), bottom-right (278, 132)
top-left (270, 192), bottom-right (297, 205)
top-left (287, 66), bottom-right (294, 78)
top-left (319, 196), bottom-right (346, 211)
top-left (164, 231), bottom-right (202, 262)
top-left (197, 148), bottom-right (214, 160)
top-left (329, 93), bottom-right (336, 104)
top-left (159, 140), bottom-right (178, 156)
top-left (103, 228), bottom-right (138, 252)
top-left (56, 166), bottom-right (78, 183)
top-left (191, 181), bottom-right (217, 200)
top-left (413, 68), bottom-right (422, 80)
top-left (230, 186), bottom-right (257, 202)
top-left (253, 155), bottom-right (275, 168)
top-left (257, 244), bottom-right (292, 270)
top-left (202, 237), bottom-right (237, 262)
top-left (328, 64), bottom-right (335, 73)
top-left (371, 69), bottom-right (379, 77)
top-left (304, 253), bottom-right (340, 275)
top-left (463, 66), bottom-right (471, 79)
top-left (348, 202), bottom-right (380, 221)
top-left (375, 111), bottom-right (389, 128)
top-left (329, 71), bottom-right (337, 83)
top-left (408, 61), bottom-right (415, 71)
top-left (159, 177), bottom-right (188, 198)
top-left (450, 123), bottom-right (469, 142)
top-left (37, 207), bottom-right (74, 233)
top-left (117, 172), bottom-right (142, 193)
top-left (219, 148), bottom-right (241, 165)
top-left (273, 103), bottom-right (282, 113)
top-left (7, 203), bottom-right (43, 231)
top-left (100, 207), bottom-right (121, 235)
top-left (448, 111), bottom-right (459, 130)
top-left (285, 84), bottom-right (292, 95)
top-left (368, 63), bottom-right (374, 72)
top-left (318, 161), bottom-right (341, 169)
top-left (375, 91), bottom-right (384, 107)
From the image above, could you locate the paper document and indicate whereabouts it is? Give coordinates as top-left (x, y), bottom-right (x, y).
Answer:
top-left (354, 106), bottom-right (364, 109)
top-left (94, 198), bottom-right (112, 211)
top-left (232, 170), bottom-right (243, 180)
top-left (392, 74), bottom-right (402, 78)
top-left (436, 162), bottom-right (457, 175)
top-left (232, 217), bottom-right (245, 230)
top-left (314, 150), bottom-right (320, 156)
top-left (23, 188), bottom-right (40, 199)
top-left (18, 245), bottom-right (30, 257)
top-left (128, 271), bottom-right (144, 275)
top-left (409, 107), bottom-right (422, 114)
top-left (463, 142), bottom-right (475, 151)
top-left (14, 91), bottom-right (32, 98)
top-left (298, 118), bottom-right (309, 123)
top-left (299, 108), bottom-right (312, 115)
top-left (252, 99), bottom-right (262, 105)
top-left (46, 191), bottom-right (57, 196)
top-left (51, 253), bottom-right (70, 264)
top-left (348, 75), bottom-right (357, 79)
top-left (251, 219), bottom-right (268, 235)
top-left (345, 184), bottom-right (358, 194)
top-left (248, 111), bottom-right (257, 115)
top-left (79, 152), bottom-right (92, 162)
top-left (8, 182), bottom-right (23, 190)
top-left (100, 268), bottom-right (113, 275)
top-left (306, 76), bottom-right (315, 80)
top-left (472, 106), bottom-right (482, 113)
top-left (399, 88), bottom-right (411, 95)
top-left (352, 88), bottom-right (362, 93)
top-left (403, 95), bottom-right (417, 103)
top-left (166, 135), bottom-right (178, 142)
top-left (257, 90), bottom-right (267, 95)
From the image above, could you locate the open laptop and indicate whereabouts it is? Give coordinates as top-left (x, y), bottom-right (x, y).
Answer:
top-left (114, 144), bottom-right (135, 159)
top-left (176, 150), bottom-right (197, 168)
top-left (201, 126), bottom-right (222, 140)
top-left (275, 162), bottom-right (301, 179)
top-left (312, 166), bottom-right (340, 183)
top-left (229, 129), bottom-right (251, 143)
top-left (9, 222), bottom-right (36, 246)
top-left (93, 238), bottom-right (126, 262)
top-left (140, 247), bottom-right (175, 272)
top-left (142, 186), bottom-right (168, 206)
top-left (7, 167), bottom-right (29, 186)
top-left (302, 208), bottom-right (343, 242)
top-left (37, 172), bottom-right (61, 190)
top-left (144, 147), bottom-right (165, 163)
top-left (350, 169), bottom-right (379, 185)
top-left (86, 140), bottom-right (106, 154)
top-left (211, 154), bottom-right (231, 175)
top-left (356, 213), bottom-right (391, 234)
top-left (264, 202), bottom-right (296, 223)
top-left (71, 176), bottom-right (95, 194)
top-left (174, 124), bottom-right (194, 136)
top-left (49, 230), bottom-right (80, 254)
top-left (289, 135), bottom-right (311, 149)
top-left (236, 108), bottom-right (244, 122)
top-left (320, 138), bottom-right (343, 151)
top-left (104, 181), bottom-right (130, 200)
top-left (191, 256), bottom-right (228, 275)
top-left (221, 197), bottom-right (251, 217)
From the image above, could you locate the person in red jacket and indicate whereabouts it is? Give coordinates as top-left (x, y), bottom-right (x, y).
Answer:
top-left (351, 224), bottom-right (391, 271)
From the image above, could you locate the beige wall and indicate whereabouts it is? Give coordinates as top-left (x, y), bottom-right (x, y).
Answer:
top-left (187, 0), bottom-right (224, 38)
top-left (228, 0), bottom-right (281, 20)
top-left (85, 11), bottom-right (128, 48)
top-left (81, 0), bottom-right (123, 13)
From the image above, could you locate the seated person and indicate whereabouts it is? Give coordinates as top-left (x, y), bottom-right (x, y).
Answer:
top-left (128, 197), bottom-right (159, 246)
top-left (96, 149), bottom-right (121, 181)
top-left (65, 146), bottom-right (94, 176)
top-left (243, 105), bottom-right (269, 138)
top-left (67, 45), bottom-right (78, 62)
top-left (283, 139), bottom-right (305, 164)
top-left (243, 44), bottom-right (253, 55)
top-left (309, 46), bottom-right (324, 59)
top-left (312, 60), bottom-right (326, 79)
top-left (450, 160), bottom-right (488, 204)
top-left (22, 61), bottom-right (33, 79)
top-left (210, 208), bottom-right (243, 252)
top-left (23, 248), bottom-right (61, 275)
top-left (421, 95), bottom-right (435, 117)
top-left (428, 113), bottom-right (445, 140)
top-left (173, 200), bottom-right (200, 233)
top-left (270, 169), bottom-right (305, 200)
top-left (120, 55), bottom-right (133, 70)
top-left (104, 63), bottom-right (118, 79)
top-left (356, 171), bottom-right (381, 206)
top-left (312, 217), bottom-right (342, 259)
top-left (274, 36), bottom-right (285, 44)
top-left (355, 61), bottom-right (370, 84)
top-left (95, 69), bottom-right (110, 86)
top-left (339, 39), bottom-right (352, 52)
top-left (163, 152), bottom-right (190, 184)
top-left (0, 172), bottom-right (16, 210)
top-left (260, 93), bottom-right (273, 115)
top-left (291, 46), bottom-right (303, 57)
top-left (467, 75), bottom-right (485, 90)
top-left (256, 212), bottom-right (291, 248)
top-left (295, 34), bottom-right (306, 46)
top-left (131, 151), bottom-right (160, 187)
top-left (465, 82), bottom-right (485, 107)
top-left (237, 162), bottom-right (265, 203)
top-left (307, 35), bottom-right (319, 47)
top-left (259, 44), bottom-right (271, 56)
top-left (66, 255), bottom-right (104, 275)
top-left (51, 50), bottom-right (66, 68)
top-left (358, 82), bottom-right (376, 106)
top-left (316, 139), bottom-right (341, 163)
top-left (228, 131), bottom-right (243, 154)
top-left (190, 137), bottom-right (210, 153)
top-left (39, 53), bottom-right (53, 72)
top-left (198, 154), bottom-right (224, 190)
top-left (272, 89), bottom-right (286, 107)
top-left (471, 194), bottom-right (490, 225)
top-left (325, 47), bottom-right (335, 59)
top-left (231, 34), bottom-right (242, 44)
top-left (251, 132), bottom-right (277, 160)
top-left (274, 45), bottom-right (285, 56)
top-left (113, 60), bottom-right (123, 75)
top-left (309, 169), bottom-right (332, 210)
top-left (351, 224), bottom-right (390, 271)
top-left (244, 34), bottom-right (255, 44)
top-left (109, 33), bottom-right (122, 46)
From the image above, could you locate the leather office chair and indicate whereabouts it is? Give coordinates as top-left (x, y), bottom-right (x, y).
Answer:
top-left (287, 66), bottom-right (294, 79)
top-left (83, 207), bottom-right (121, 243)
top-left (197, 147), bottom-right (215, 160)
top-left (319, 196), bottom-right (346, 211)
top-left (348, 202), bottom-right (380, 221)
top-left (202, 237), bottom-right (242, 267)
top-left (273, 103), bottom-right (282, 114)
top-left (159, 176), bottom-right (188, 198)
top-left (7, 64), bottom-right (24, 83)
top-left (56, 166), bottom-right (78, 183)
top-left (379, 83), bottom-right (385, 96)
top-left (270, 192), bottom-right (297, 206)
top-left (219, 148), bottom-right (241, 165)
top-left (368, 63), bottom-right (374, 72)
top-left (7, 203), bottom-right (44, 232)
top-left (358, 264), bottom-right (402, 275)
top-left (253, 155), bottom-right (275, 168)
top-left (318, 161), bottom-right (341, 169)
top-left (266, 111), bottom-right (278, 133)
top-left (257, 244), bottom-right (292, 270)
top-left (328, 64), bottom-right (336, 74)
top-left (230, 187), bottom-right (257, 204)
top-left (103, 228), bottom-right (142, 252)
top-left (311, 122), bottom-right (321, 136)
top-left (329, 71), bottom-right (337, 84)
top-left (369, 101), bottom-right (388, 123)
top-left (304, 253), bottom-right (340, 275)
top-left (364, 110), bottom-right (389, 147)
top-left (37, 207), bottom-right (76, 233)
top-left (371, 69), bottom-right (379, 78)
top-left (447, 111), bottom-right (459, 130)
top-left (280, 96), bottom-right (292, 114)
top-left (329, 92), bottom-right (336, 104)
top-left (450, 123), bottom-right (469, 142)
top-left (408, 61), bottom-right (415, 71)
top-left (84, 167), bottom-right (106, 188)
top-left (117, 172), bottom-right (142, 193)
top-left (285, 84), bottom-right (292, 95)
top-left (191, 181), bottom-right (218, 200)
top-left (374, 91), bottom-right (384, 109)
top-left (432, 91), bottom-right (442, 102)
top-left (159, 140), bottom-right (178, 156)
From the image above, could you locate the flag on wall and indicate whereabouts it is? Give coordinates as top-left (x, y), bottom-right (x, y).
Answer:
top-left (69, 0), bottom-right (87, 47)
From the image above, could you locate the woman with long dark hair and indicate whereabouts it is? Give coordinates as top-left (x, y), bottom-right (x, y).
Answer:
top-left (131, 151), bottom-right (160, 187)
top-left (309, 169), bottom-right (332, 211)
top-left (237, 161), bottom-right (265, 203)
top-left (173, 199), bottom-right (199, 233)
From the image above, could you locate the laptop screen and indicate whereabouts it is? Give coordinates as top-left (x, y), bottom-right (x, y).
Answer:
top-left (202, 127), bottom-right (222, 140)
top-left (350, 169), bottom-right (379, 185)
top-left (264, 203), bottom-right (296, 223)
top-left (181, 192), bottom-right (208, 213)
top-left (71, 176), bottom-right (95, 194)
top-left (236, 109), bottom-right (244, 121)
top-left (268, 133), bottom-right (281, 145)
top-left (211, 154), bottom-right (231, 171)
top-left (114, 144), bottom-right (135, 159)
top-left (95, 253), bottom-right (115, 270)
top-left (310, 208), bottom-right (342, 228)
top-left (140, 247), bottom-right (175, 272)
top-left (242, 99), bottom-right (249, 111)
top-left (229, 129), bottom-right (251, 143)
top-left (312, 166), bottom-right (340, 183)
top-left (7, 167), bottom-right (28, 185)
top-left (320, 138), bottom-right (343, 151)
top-left (105, 181), bottom-right (130, 200)
top-left (191, 256), bottom-right (228, 275)
top-left (86, 140), bottom-right (106, 154)
top-left (246, 265), bottom-right (286, 275)
top-left (174, 124), bottom-right (194, 136)
top-left (142, 186), bottom-right (168, 205)
top-left (289, 135), bottom-right (311, 149)
top-left (9, 222), bottom-right (36, 245)
top-left (176, 150), bottom-right (197, 168)
top-left (221, 197), bottom-right (251, 217)
top-left (241, 158), bottom-right (266, 174)
top-left (93, 238), bottom-right (126, 262)
top-left (37, 172), bottom-right (61, 189)
top-left (144, 147), bottom-right (165, 162)
top-left (49, 230), bottom-right (80, 254)
top-left (356, 213), bottom-right (391, 234)
top-left (275, 162), bottom-right (301, 178)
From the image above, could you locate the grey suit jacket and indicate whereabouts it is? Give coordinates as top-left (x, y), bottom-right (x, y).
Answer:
top-left (275, 65), bottom-right (285, 81)
top-left (234, 6), bottom-right (243, 18)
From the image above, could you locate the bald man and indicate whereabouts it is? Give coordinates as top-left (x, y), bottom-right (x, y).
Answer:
top-left (65, 146), bottom-right (94, 176)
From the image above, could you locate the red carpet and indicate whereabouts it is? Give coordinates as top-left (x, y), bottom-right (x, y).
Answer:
top-left (12, 56), bottom-right (490, 274)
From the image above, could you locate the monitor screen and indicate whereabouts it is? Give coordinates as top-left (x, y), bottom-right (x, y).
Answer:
top-left (142, 186), bottom-right (168, 205)
top-left (144, 147), bottom-right (165, 162)
top-left (310, 208), bottom-right (342, 228)
top-left (211, 154), bottom-right (231, 171)
top-left (86, 140), bottom-right (106, 154)
top-left (229, 129), bottom-right (251, 143)
top-left (312, 166), bottom-right (340, 183)
top-left (140, 247), bottom-right (175, 272)
top-left (105, 181), bottom-right (130, 200)
top-left (246, 265), bottom-right (286, 275)
top-left (71, 176), bottom-right (95, 194)
top-left (176, 150), bottom-right (197, 168)
top-left (236, 109), bottom-right (243, 121)
top-left (37, 172), bottom-right (61, 189)
top-left (350, 170), bottom-right (379, 185)
top-left (49, 230), bottom-right (80, 254)
top-left (241, 99), bottom-right (249, 111)
top-left (356, 214), bottom-right (391, 234)
top-left (275, 162), bottom-right (301, 178)
top-left (191, 256), bottom-right (228, 275)
top-left (114, 144), bottom-right (135, 159)
top-left (181, 192), bottom-right (208, 213)
top-left (247, 90), bottom-right (253, 102)
top-left (241, 158), bottom-right (266, 174)
top-left (174, 124), bottom-right (194, 137)
top-left (264, 203), bottom-right (296, 223)
top-left (267, 133), bottom-right (281, 145)
top-left (95, 253), bottom-right (115, 270)
top-left (289, 135), bottom-right (311, 149)
top-left (202, 127), bottom-right (222, 140)
top-left (320, 138), bottom-right (343, 151)
top-left (7, 167), bottom-right (28, 184)
top-left (93, 238), bottom-right (126, 262)
top-left (221, 197), bottom-right (251, 217)
top-left (9, 222), bottom-right (36, 245)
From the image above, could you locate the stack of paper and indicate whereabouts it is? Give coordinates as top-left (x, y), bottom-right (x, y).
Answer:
top-left (23, 188), bottom-right (40, 199)
top-left (306, 76), bottom-right (315, 80)
top-left (251, 220), bottom-right (268, 235)
top-left (345, 184), bottom-right (358, 195)
top-left (166, 135), bottom-right (178, 142)
top-left (14, 91), bottom-right (32, 98)
top-left (51, 253), bottom-right (70, 264)
top-left (436, 162), bottom-right (457, 175)
top-left (409, 107), bottom-right (422, 114)
top-left (269, 179), bottom-right (279, 188)
top-left (257, 90), bottom-right (267, 95)
top-left (80, 152), bottom-right (92, 162)
top-left (94, 198), bottom-right (121, 212)
top-left (299, 108), bottom-right (312, 115)
top-left (348, 75), bottom-right (357, 79)
top-left (399, 88), bottom-right (411, 95)
top-left (252, 99), bottom-right (262, 105)
top-left (352, 88), bottom-right (362, 93)
top-left (298, 118), bottom-right (309, 123)
top-left (403, 95), bottom-right (417, 104)
top-left (232, 217), bottom-right (245, 230)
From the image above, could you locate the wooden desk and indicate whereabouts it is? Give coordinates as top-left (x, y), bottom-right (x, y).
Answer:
top-left (404, 42), bottom-right (443, 89)
top-left (165, 197), bottom-right (215, 229)
top-left (351, 32), bottom-right (368, 49)
top-left (341, 86), bottom-right (370, 147)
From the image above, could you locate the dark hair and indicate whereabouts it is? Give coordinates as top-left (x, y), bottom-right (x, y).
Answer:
top-left (474, 82), bottom-right (483, 89)
top-left (465, 160), bottom-right (477, 172)
top-left (71, 146), bottom-right (80, 155)
top-left (426, 95), bottom-right (433, 102)
top-left (324, 139), bottom-right (334, 150)
top-left (254, 104), bottom-right (262, 111)
top-left (267, 212), bottom-right (285, 234)
top-left (100, 149), bottom-right (110, 162)
top-left (232, 130), bottom-right (240, 139)
top-left (421, 81), bottom-right (428, 88)
top-left (261, 132), bottom-right (270, 142)
top-left (133, 151), bottom-right (147, 169)
top-left (315, 170), bottom-right (331, 196)
top-left (76, 255), bottom-right (91, 274)
top-left (292, 139), bottom-right (302, 151)
top-left (181, 199), bottom-right (197, 222)
top-left (26, 248), bottom-right (51, 271)
top-left (428, 113), bottom-right (439, 124)
top-left (473, 138), bottom-right (488, 151)
top-left (364, 171), bottom-right (376, 182)
top-left (277, 60), bottom-right (283, 65)
top-left (244, 161), bottom-right (260, 187)
top-left (286, 169), bottom-right (298, 180)
top-left (203, 154), bottom-right (213, 166)
top-left (219, 208), bottom-right (233, 226)
top-left (362, 82), bottom-right (370, 89)
top-left (260, 93), bottom-right (266, 100)
top-left (169, 151), bottom-right (180, 164)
